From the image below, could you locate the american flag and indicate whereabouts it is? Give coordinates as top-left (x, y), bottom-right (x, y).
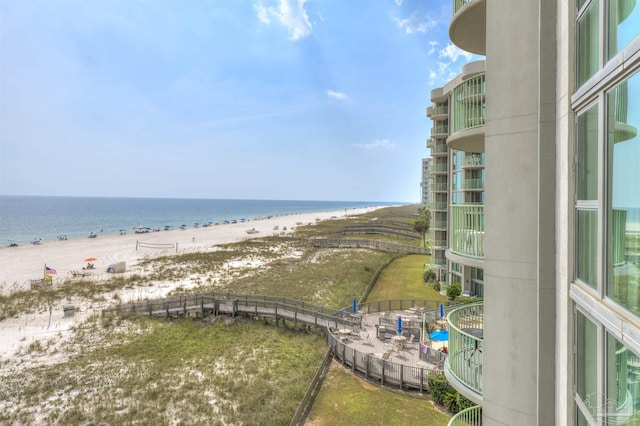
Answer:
top-left (45, 265), bottom-right (57, 275)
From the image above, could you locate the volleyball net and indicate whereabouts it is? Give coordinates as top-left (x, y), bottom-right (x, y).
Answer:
top-left (136, 241), bottom-right (178, 252)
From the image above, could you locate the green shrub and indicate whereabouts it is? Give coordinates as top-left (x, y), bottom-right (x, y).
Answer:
top-left (426, 373), bottom-right (451, 405)
top-left (446, 283), bottom-right (461, 300)
top-left (432, 282), bottom-right (441, 292)
top-left (423, 268), bottom-right (437, 283)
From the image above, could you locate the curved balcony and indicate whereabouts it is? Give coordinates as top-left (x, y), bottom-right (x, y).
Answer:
top-left (431, 86), bottom-right (448, 103)
top-left (450, 204), bottom-right (484, 259)
top-left (432, 104), bottom-right (449, 120)
top-left (445, 303), bottom-right (484, 404)
top-left (448, 74), bottom-right (486, 152)
top-left (611, 81), bottom-right (638, 144)
top-left (449, 0), bottom-right (486, 55)
top-left (432, 124), bottom-right (449, 138)
top-left (448, 405), bottom-right (482, 426)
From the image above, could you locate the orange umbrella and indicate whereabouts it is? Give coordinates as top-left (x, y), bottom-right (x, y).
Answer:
top-left (84, 257), bottom-right (98, 262)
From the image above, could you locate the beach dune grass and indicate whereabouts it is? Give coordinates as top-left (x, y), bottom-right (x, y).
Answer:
top-left (0, 317), bottom-right (327, 425)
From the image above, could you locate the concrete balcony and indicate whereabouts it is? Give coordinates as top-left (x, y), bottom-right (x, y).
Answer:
top-left (448, 73), bottom-right (486, 152)
top-left (448, 405), bottom-right (482, 426)
top-left (449, 0), bottom-right (486, 55)
top-left (445, 303), bottom-right (484, 404)
top-left (450, 204), bottom-right (484, 259)
top-left (431, 220), bottom-right (449, 231)
top-left (430, 239), bottom-right (448, 249)
top-left (462, 178), bottom-right (484, 191)
top-left (432, 104), bottom-right (449, 120)
top-left (430, 257), bottom-right (447, 269)
top-left (431, 182), bottom-right (449, 193)
top-left (428, 162), bottom-right (449, 175)
top-left (462, 154), bottom-right (484, 169)
top-left (431, 124), bottom-right (449, 138)
top-left (430, 143), bottom-right (449, 156)
top-left (426, 201), bottom-right (448, 211)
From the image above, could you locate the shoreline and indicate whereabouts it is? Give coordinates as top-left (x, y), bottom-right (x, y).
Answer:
top-left (0, 207), bottom-right (381, 294)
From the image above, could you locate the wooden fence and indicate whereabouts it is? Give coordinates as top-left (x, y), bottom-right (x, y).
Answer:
top-left (327, 329), bottom-right (442, 393)
top-left (341, 225), bottom-right (420, 240)
top-left (309, 239), bottom-right (429, 255)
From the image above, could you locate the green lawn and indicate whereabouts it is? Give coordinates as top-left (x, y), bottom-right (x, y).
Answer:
top-left (305, 361), bottom-right (450, 426)
top-left (366, 254), bottom-right (446, 303)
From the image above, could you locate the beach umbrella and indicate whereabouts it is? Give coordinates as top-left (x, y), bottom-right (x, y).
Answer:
top-left (440, 303), bottom-right (445, 319)
top-left (352, 298), bottom-right (357, 314)
top-left (397, 316), bottom-right (403, 334)
top-left (429, 329), bottom-right (449, 341)
top-left (84, 257), bottom-right (98, 262)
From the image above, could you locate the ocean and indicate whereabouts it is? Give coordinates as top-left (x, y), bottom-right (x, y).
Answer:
top-left (0, 196), bottom-right (401, 245)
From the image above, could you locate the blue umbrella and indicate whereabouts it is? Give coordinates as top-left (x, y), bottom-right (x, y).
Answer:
top-left (352, 298), bottom-right (357, 314)
top-left (397, 316), bottom-right (403, 334)
top-left (429, 329), bottom-right (449, 341)
top-left (440, 303), bottom-right (445, 319)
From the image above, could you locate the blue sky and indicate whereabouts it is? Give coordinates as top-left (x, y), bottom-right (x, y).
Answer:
top-left (1, 0), bottom-right (473, 202)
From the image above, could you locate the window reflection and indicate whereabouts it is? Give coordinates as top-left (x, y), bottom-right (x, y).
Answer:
top-left (607, 71), bottom-right (640, 316)
top-left (608, 0), bottom-right (640, 60)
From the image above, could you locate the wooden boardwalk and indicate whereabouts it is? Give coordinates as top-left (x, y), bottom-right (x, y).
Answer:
top-left (103, 292), bottom-right (362, 331)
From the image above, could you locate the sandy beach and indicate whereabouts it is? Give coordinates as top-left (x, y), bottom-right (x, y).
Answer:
top-left (0, 207), bottom-right (380, 360)
top-left (0, 207), bottom-right (378, 293)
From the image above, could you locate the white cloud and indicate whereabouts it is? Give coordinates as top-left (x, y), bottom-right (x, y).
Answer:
top-left (392, 13), bottom-right (436, 34)
top-left (326, 89), bottom-right (347, 100)
top-left (254, 0), bottom-right (312, 41)
top-left (352, 139), bottom-right (397, 150)
top-left (438, 43), bottom-right (472, 62)
top-left (394, 0), bottom-right (404, 6)
top-left (428, 40), bottom-right (438, 55)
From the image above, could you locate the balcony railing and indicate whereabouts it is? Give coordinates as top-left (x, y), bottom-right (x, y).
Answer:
top-left (450, 204), bottom-right (484, 259)
top-left (429, 239), bottom-right (447, 248)
top-left (433, 104), bottom-right (449, 117)
top-left (446, 303), bottom-right (484, 400)
top-left (462, 179), bottom-right (484, 190)
top-left (451, 74), bottom-right (486, 136)
top-left (448, 405), bottom-right (482, 426)
top-left (431, 124), bottom-right (449, 137)
top-left (426, 201), bottom-right (448, 211)
top-left (430, 258), bottom-right (447, 268)
top-left (431, 182), bottom-right (449, 192)
top-left (453, 0), bottom-right (474, 14)
top-left (429, 163), bottom-right (449, 174)
top-left (430, 143), bottom-right (449, 155)
top-left (431, 220), bottom-right (449, 230)
top-left (462, 154), bottom-right (484, 168)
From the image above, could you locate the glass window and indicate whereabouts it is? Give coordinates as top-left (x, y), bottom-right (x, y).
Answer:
top-left (577, 104), bottom-right (599, 200)
top-left (577, 210), bottom-right (598, 288)
top-left (453, 151), bottom-right (462, 170)
top-left (452, 171), bottom-right (462, 191)
top-left (578, 1), bottom-right (599, 87)
top-left (606, 72), bottom-right (640, 316)
top-left (605, 333), bottom-right (640, 425)
top-left (576, 311), bottom-right (598, 417)
top-left (608, 0), bottom-right (640, 60)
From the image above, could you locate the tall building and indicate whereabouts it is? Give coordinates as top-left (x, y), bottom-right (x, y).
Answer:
top-left (428, 1), bottom-right (640, 425)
